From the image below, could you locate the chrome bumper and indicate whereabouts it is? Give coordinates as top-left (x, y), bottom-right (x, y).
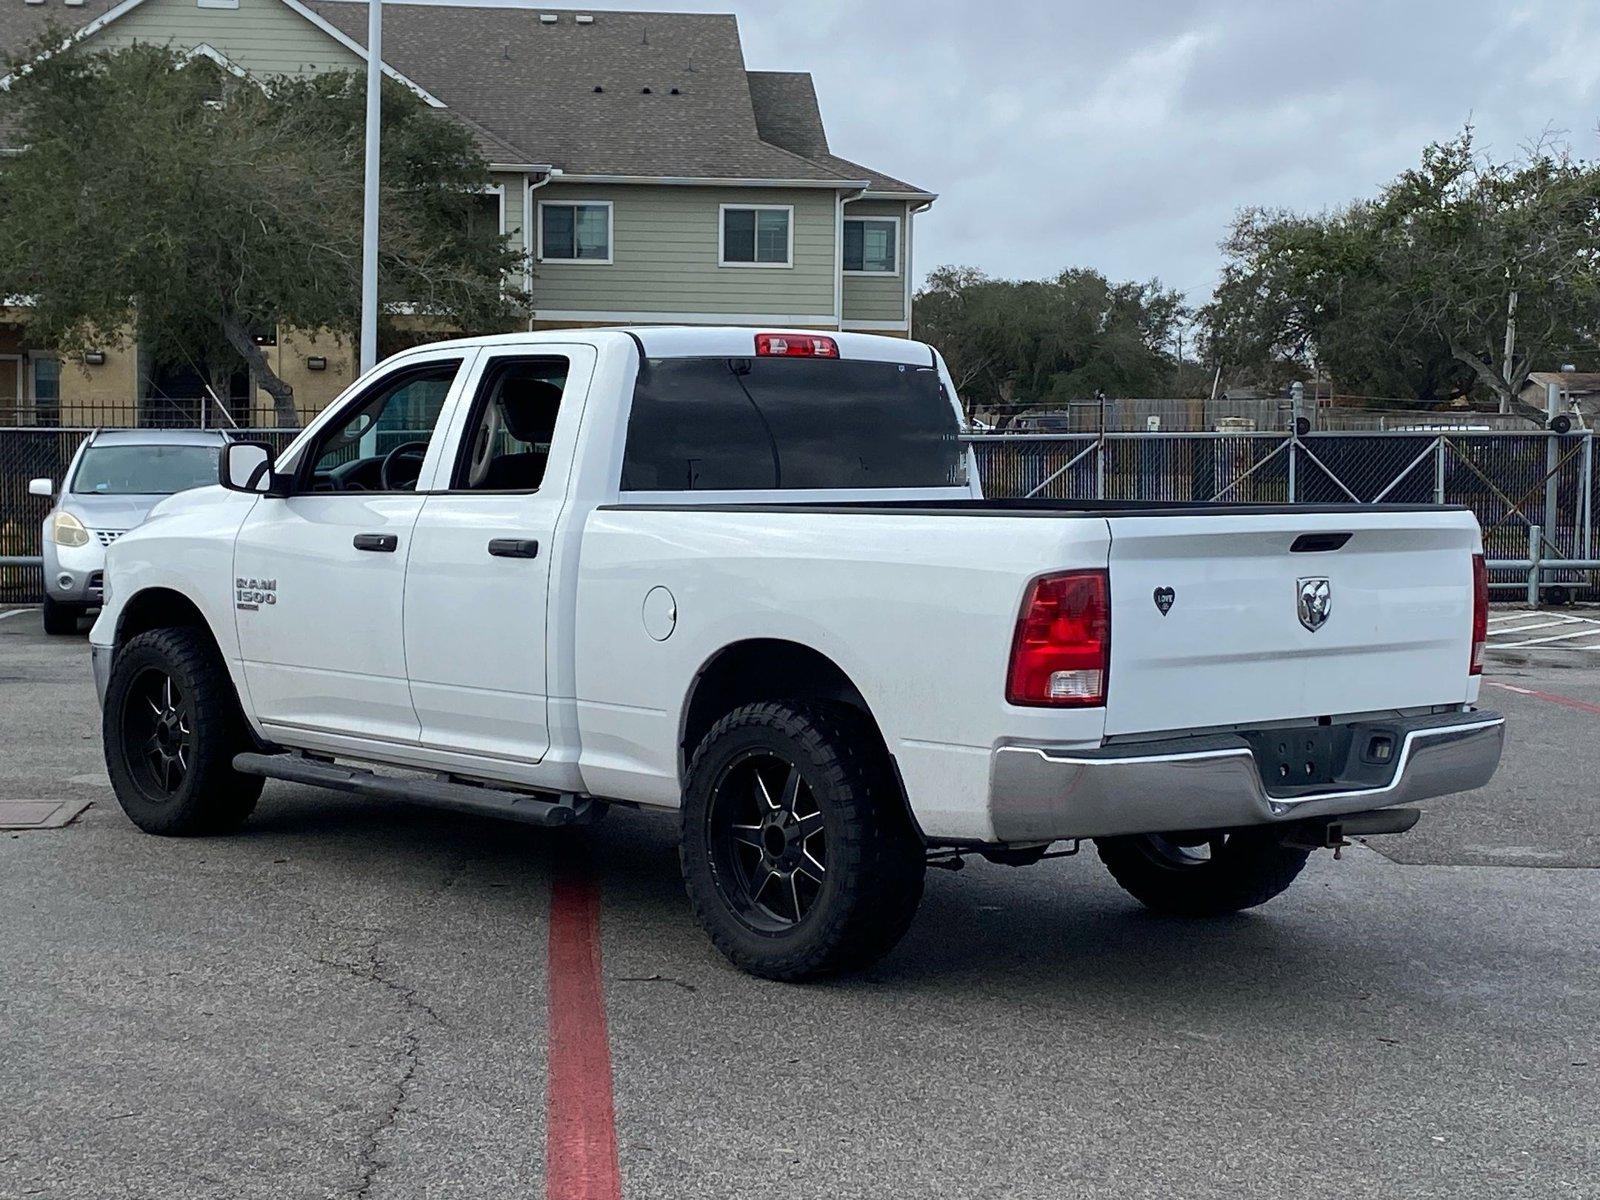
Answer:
top-left (91, 643), bottom-right (114, 709)
top-left (989, 710), bottom-right (1505, 843)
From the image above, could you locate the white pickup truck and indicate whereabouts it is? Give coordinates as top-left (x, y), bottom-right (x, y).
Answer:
top-left (90, 327), bottom-right (1504, 980)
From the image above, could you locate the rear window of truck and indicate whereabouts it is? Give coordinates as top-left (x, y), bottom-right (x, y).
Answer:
top-left (620, 357), bottom-right (967, 491)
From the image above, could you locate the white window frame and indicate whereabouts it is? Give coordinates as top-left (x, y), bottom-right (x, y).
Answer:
top-left (196, 0), bottom-right (240, 9)
top-left (843, 214), bottom-right (902, 277)
top-left (719, 203), bottom-right (794, 269)
top-left (26, 351), bottom-right (60, 401)
top-left (537, 200), bottom-right (614, 266)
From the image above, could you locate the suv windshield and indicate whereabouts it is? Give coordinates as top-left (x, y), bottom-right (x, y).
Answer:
top-left (72, 444), bottom-right (222, 496)
top-left (620, 357), bottom-right (967, 491)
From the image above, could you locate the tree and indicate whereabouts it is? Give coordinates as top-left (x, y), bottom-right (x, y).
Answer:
top-left (913, 266), bottom-right (1188, 422)
top-left (0, 34), bottom-right (529, 426)
top-left (1202, 130), bottom-right (1600, 420)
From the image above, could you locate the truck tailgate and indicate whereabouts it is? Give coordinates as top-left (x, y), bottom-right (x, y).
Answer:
top-left (1103, 509), bottom-right (1480, 736)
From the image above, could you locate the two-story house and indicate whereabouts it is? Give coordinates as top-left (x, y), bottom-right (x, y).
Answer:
top-left (0, 0), bottom-right (934, 423)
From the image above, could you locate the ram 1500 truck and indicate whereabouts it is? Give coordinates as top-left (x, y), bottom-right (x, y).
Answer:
top-left (90, 328), bottom-right (1504, 980)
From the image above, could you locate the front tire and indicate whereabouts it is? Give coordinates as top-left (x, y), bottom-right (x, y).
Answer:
top-left (42, 596), bottom-right (83, 635)
top-left (1095, 829), bottom-right (1309, 916)
top-left (103, 627), bottom-right (263, 836)
top-left (681, 702), bottom-right (925, 981)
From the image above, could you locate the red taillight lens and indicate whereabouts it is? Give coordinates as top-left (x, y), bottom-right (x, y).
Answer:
top-left (1007, 570), bottom-right (1110, 706)
top-left (755, 333), bottom-right (839, 358)
top-left (1470, 552), bottom-right (1487, 676)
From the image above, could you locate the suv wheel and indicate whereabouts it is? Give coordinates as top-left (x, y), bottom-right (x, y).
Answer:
top-left (681, 702), bottom-right (925, 981)
top-left (1095, 829), bottom-right (1309, 916)
top-left (103, 628), bottom-right (263, 836)
top-left (42, 596), bottom-right (82, 636)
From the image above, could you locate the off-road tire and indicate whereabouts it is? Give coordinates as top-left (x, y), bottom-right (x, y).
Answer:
top-left (681, 701), bottom-right (925, 981)
top-left (1095, 829), bottom-right (1309, 916)
top-left (103, 627), bottom-right (263, 836)
top-left (42, 597), bottom-right (82, 635)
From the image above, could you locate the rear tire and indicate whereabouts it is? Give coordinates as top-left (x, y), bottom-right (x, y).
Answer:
top-left (103, 627), bottom-right (263, 836)
top-left (680, 701), bottom-right (925, 981)
top-left (1095, 829), bottom-right (1309, 916)
top-left (42, 597), bottom-right (82, 635)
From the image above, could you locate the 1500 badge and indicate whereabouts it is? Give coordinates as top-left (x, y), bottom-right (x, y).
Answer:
top-left (236, 578), bottom-right (278, 611)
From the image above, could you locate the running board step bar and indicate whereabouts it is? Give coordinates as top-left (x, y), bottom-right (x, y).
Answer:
top-left (233, 752), bottom-right (602, 827)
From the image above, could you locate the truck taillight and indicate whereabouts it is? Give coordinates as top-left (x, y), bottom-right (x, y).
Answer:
top-left (1007, 570), bottom-right (1110, 707)
top-left (755, 333), bottom-right (839, 358)
top-left (1470, 552), bottom-right (1487, 676)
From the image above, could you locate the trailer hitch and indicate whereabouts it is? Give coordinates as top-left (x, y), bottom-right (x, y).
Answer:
top-left (1280, 807), bottom-right (1421, 857)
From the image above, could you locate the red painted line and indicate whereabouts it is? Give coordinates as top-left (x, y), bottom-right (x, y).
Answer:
top-left (546, 869), bottom-right (621, 1200)
top-left (1485, 680), bottom-right (1600, 716)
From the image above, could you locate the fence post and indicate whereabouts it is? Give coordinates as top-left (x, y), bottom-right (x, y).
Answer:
top-left (1287, 435), bottom-right (1297, 504)
top-left (1527, 523), bottom-right (1542, 607)
top-left (1584, 431), bottom-right (1594, 563)
top-left (1545, 383), bottom-right (1561, 558)
top-left (1433, 436), bottom-right (1446, 504)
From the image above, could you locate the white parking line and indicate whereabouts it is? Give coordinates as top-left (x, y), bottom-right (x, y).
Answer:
top-left (1496, 627), bottom-right (1600, 647)
top-left (0, 608), bottom-right (36, 623)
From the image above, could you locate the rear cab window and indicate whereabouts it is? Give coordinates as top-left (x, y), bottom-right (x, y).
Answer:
top-left (620, 356), bottom-right (967, 492)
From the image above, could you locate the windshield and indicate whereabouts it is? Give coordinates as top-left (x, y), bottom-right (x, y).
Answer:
top-left (621, 357), bottom-right (967, 491)
top-left (71, 444), bottom-right (221, 496)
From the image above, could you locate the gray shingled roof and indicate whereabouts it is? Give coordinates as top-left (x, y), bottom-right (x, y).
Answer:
top-left (0, 0), bottom-right (931, 193)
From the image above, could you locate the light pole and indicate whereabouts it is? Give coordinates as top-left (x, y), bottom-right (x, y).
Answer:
top-left (359, 0), bottom-right (382, 374)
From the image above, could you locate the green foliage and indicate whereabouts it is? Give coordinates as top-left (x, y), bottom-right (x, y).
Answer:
top-left (913, 265), bottom-right (1188, 419)
top-left (1202, 129), bottom-right (1600, 417)
top-left (0, 32), bottom-right (529, 423)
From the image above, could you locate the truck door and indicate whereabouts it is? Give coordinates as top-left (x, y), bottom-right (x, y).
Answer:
top-left (232, 350), bottom-right (474, 744)
top-left (402, 345), bottom-right (595, 762)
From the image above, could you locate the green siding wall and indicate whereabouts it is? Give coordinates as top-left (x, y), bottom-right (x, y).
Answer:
top-left (530, 184), bottom-right (839, 322)
top-left (842, 199), bottom-right (911, 328)
top-left (494, 172), bottom-right (526, 248)
top-left (92, 0), bottom-right (364, 76)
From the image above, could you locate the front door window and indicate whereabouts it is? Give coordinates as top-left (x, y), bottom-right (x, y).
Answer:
top-left (302, 360), bottom-right (461, 492)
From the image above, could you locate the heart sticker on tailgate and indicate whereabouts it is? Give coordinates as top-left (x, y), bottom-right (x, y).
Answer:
top-left (1153, 586), bottom-right (1175, 616)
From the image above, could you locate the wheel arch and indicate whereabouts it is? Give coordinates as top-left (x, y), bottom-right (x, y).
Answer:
top-left (678, 639), bottom-right (919, 835)
top-left (113, 586), bottom-right (215, 650)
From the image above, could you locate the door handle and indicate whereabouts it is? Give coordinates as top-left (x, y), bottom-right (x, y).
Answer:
top-left (487, 538), bottom-right (539, 559)
top-left (353, 533), bottom-right (398, 553)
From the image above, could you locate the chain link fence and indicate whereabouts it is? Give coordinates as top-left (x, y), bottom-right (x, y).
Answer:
top-left (3, 424), bottom-right (1596, 605)
top-left (972, 430), bottom-right (1599, 602)
top-left (1, 426), bottom-right (301, 603)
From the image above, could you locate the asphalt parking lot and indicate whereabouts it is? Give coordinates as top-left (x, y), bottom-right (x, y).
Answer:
top-left (1, 605), bottom-right (1596, 1200)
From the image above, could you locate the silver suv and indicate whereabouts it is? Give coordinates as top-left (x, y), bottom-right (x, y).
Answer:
top-left (29, 429), bottom-right (230, 635)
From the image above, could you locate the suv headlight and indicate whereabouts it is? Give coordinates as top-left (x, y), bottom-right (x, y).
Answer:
top-left (49, 511), bottom-right (91, 548)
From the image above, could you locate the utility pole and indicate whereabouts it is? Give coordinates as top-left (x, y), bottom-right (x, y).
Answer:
top-left (359, 0), bottom-right (383, 375)
top-left (1500, 287), bottom-right (1517, 416)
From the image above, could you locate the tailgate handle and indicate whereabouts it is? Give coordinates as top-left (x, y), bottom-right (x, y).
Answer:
top-left (1291, 532), bottom-right (1352, 553)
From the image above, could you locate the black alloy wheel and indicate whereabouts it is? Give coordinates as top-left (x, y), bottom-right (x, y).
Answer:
top-left (123, 667), bottom-right (195, 800)
top-left (707, 750), bottom-right (829, 931)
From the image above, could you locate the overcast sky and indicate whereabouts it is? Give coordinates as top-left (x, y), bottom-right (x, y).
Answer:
top-left (415, 0), bottom-right (1600, 305)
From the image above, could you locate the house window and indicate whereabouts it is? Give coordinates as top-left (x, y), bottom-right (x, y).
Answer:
top-left (467, 190), bottom-right (504, 240)
top-left (720, 205), bottom-right (792, 267)
top-left (539, 202), bottom-right (612, 263)
top-left (844, 217), bottom-right (899, 275)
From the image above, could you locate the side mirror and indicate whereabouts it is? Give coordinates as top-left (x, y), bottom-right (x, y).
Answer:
top-left (28, 478), bottom-right (54, 498)
top-left (220, 441), bottom-right (280, 495)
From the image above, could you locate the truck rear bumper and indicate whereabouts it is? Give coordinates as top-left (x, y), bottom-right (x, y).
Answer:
top-left (988, 709), bottom-right (1504, 843)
